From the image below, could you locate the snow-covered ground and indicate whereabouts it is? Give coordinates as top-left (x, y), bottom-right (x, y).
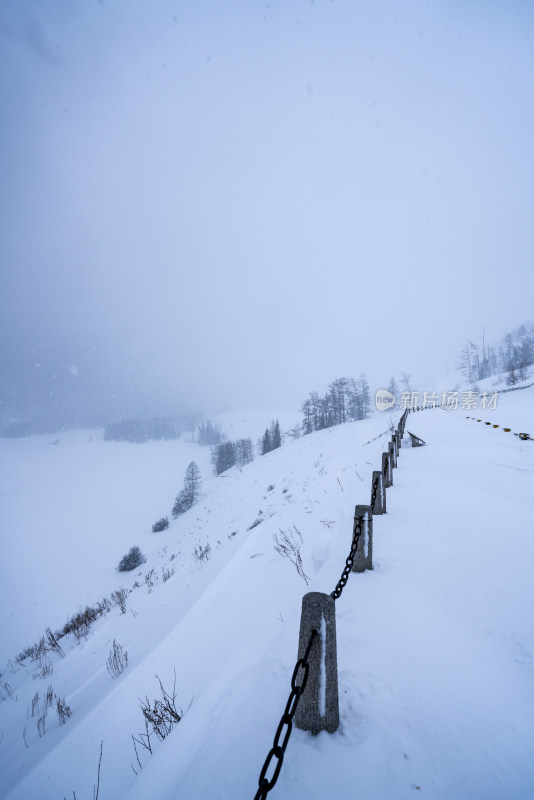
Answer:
top-left (0, 388), bottom-right (533, 799)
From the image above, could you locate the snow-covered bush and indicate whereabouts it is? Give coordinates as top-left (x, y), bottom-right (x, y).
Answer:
top-left (152, 516), bottom-right (169, 532)
top-left (117, 546), bottom-right (146, 572)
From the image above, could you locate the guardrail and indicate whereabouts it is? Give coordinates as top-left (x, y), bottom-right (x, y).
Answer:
top-left (253, 409), bottom-right (411, 798)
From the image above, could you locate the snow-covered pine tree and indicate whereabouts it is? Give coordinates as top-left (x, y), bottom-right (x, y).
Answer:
top-left (214, 441), bottom-right (237, 475)
top-left (173, 461), bottom-right (202, 517)
top-left (235, 438), bottom-right (254, 467)
top-left (262, 428), bottom-right (272, 455)
top-left (271, 420), bottom-right (282, 450)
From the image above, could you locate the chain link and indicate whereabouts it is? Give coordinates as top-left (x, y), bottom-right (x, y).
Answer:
top-left (330, 515), bottom-right (363, 601)
top-left (254, 630), bottom-right (318, 800)
top-left (361, 426), bottom-right (393, 447)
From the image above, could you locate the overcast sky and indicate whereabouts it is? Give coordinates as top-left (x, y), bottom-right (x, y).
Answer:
top-left (1, 0), bottom-right (533, 428)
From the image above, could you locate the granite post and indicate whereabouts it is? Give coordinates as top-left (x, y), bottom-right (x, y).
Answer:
top-left (371, 470), bottom-right (386, 514)
top-left (382, 451), bottom-right (392, 488)
top-left (294, 592), bottom-right (339, 734)
top-left (352, 505), bottom-right (373, 571)
top-left (388, 440), bottom-right (397, 470)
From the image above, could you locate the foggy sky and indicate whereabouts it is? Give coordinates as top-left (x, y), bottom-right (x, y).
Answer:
top-left (1, 0), bottom-right (534, 430)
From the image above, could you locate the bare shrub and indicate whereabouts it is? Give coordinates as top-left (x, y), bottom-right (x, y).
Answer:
top-left (111, 588), bottom-right (128, 614)
top-left (161, 566), bottom-right (174, 582)
top-left (131, 719), bottom-right (153, 771)
top-left (56, 696), bottom-right (72, 725)
top-left (152, 517), bottom-right (169, 532)
top-left (192, 543), bottom-right (211, 565)
top-left (30, 636), bottom-right (48, 667)
top-left (37, 714), bottom-right (46, 738)
top-left (139, 671), bottom-right (182, 742)
top-left (30, 691), bottom-right (40, 717)
top-left (32, 660), bottom-right (53, 680)
top-left (63, 606), bottom-right (98, 643)
top-left (106, 640), bottom-right (128, 678)
top-left (43, 627), bottom-right (64, 657)
top-left (1, 681), bottom-right (13, 700)
top-left (273, 526), bottom-right (309, 585)
top-left (96, 596), bottom-right (112, 615)
top-left (45, 684), bottom-right (54, 710)
top-left (144, 568), bottom-right (158, 592)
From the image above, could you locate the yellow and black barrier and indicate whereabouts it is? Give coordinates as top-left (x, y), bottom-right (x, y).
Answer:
top-left (465, 417), bottom-right (532, 440)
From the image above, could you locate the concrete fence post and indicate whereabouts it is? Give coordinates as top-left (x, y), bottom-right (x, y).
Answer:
top-left (388, 440), bottom-right (397, 469)
top-left (371, 470), bottom-right (386, 514)
top-left (294, 592), bottom-right (339, 734)
top-left (352, 505), bottom-right (373, 572)
top-left (382, 451), bottom-right (392, 487)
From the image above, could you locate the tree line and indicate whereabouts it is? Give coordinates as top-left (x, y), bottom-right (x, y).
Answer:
top-left (300, 375), bottom-right (371, 434)
top-left (457, 323), bottom-right (534, 386)
top-left (195, 418), bottom-right (283, 476)
top-left (103, 417), bottom-right (186, 443)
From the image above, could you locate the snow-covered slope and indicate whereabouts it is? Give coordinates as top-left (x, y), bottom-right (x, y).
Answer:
top-left (1, 390), bottom-right (533, 799)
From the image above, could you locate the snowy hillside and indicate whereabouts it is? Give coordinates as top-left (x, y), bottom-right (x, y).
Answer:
top-left (1, 389), bottom-right (533, 799)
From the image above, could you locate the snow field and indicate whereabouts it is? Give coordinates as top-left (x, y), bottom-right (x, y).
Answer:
top-left (1, 389), bottom-right (533, 799)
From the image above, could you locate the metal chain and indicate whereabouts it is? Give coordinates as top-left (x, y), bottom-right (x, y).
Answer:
top-left (254, 629), bottom-right (318, 800)
top-left (361, 426), bottom-right (393, 446)
top-left (330, 515), bottom-right (363, 601)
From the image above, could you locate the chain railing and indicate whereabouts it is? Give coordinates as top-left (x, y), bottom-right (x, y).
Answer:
top-left (253, 409), bottom-right (412, 797)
